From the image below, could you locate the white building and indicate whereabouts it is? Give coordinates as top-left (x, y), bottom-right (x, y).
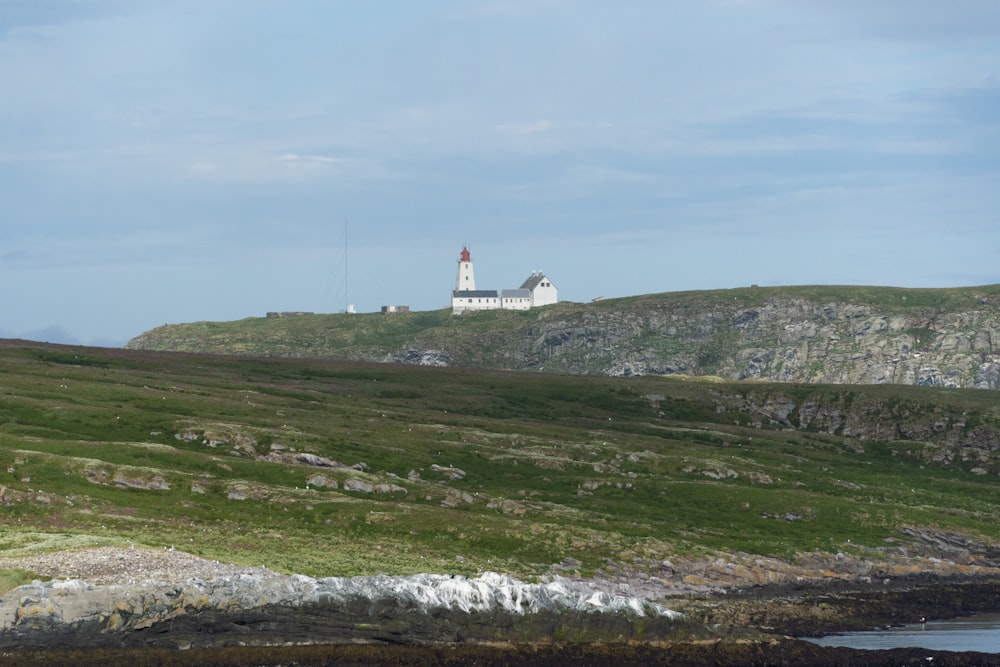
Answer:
top-left (451, 246), bottom-right (558, 314)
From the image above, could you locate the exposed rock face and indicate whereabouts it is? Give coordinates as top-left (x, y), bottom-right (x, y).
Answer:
top-left (708, 386), bottom-right (1000, 456)
top-left (386, 349), bottom-right (452, 366)
top-left (517, 293), bottom-right (1000, 387)
top-left (0, 572), bottom-right (680, 649)
top-left (127, 286), bottom-right (1000, 389)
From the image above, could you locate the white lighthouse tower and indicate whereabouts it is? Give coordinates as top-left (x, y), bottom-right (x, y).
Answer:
top-left (451, 246), bottom-right (501, 313)
top-left (455, 245), bottom-right (476, 292)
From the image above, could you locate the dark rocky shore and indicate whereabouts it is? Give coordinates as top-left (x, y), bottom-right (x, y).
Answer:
top-left (682, 572), bottom-right (1000, 636)
top-left (4, 639), bottom-right (1000, 667)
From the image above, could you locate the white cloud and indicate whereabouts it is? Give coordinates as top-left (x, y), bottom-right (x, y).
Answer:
top-left (496, 120), bottom-right (553, 135)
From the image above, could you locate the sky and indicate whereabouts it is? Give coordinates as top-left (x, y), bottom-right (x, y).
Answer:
top-left (1, 0), bottom-right (998, 347)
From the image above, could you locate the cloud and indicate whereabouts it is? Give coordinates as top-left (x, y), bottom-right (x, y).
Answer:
top-left (278, 153), bottom-right (342, 164)
top-left (0, 0), bottom-right (129, 35)
top-left (451, 0), bottom-right (571, 19)
top-left (178, 149), bottom-right (350, 184)
top-left (793, 0), bottom-right (1000, 46)
top-left (495, 120), bottom-right (553, 136)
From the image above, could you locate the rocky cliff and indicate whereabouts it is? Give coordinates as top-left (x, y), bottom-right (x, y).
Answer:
top-left (516, 286), bottom-right (1000, 387)
top-left (127, 284), bottom-right (1000, 388)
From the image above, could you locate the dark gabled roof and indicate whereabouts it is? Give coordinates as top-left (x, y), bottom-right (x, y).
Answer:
top-left (520, 274), bottom-right (555, 290)
top-left (501, 289), bottom-right (530, 298)
top-left (452, 290), bottom-right (500, 298)
top-left (520, 275), bottom-right (542, 290)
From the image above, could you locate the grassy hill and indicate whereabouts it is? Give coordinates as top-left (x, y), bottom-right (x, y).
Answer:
top-left (3, 340), bottom-right (1000, 587)
top-left (126, 284), bottom-right (1000, 387)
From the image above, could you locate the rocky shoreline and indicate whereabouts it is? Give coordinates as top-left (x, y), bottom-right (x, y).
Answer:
top-left (3, 547), bottom-right (1000, 664)
top-left (0, 549), bottom-right (687, 650)
top-left (682, 572), bottom-right (1000, 635)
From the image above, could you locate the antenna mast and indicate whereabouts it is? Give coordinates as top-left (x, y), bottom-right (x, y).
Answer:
top-left (344, 220), bottom-right (349, 313)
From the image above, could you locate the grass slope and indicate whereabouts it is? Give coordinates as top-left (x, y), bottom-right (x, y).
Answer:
top-left (2, 341), bottom-right (1000, 583)
top-left (125, 284), bottom-right (1000, 367)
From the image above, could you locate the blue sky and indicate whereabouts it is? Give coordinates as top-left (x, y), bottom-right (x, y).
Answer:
top-left (2, 0), bottom-right (998, 346)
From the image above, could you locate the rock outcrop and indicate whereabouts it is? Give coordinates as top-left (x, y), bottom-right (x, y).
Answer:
top-left (517, 290), bottom-right (1000, 387)
top-left (386, 348), bottom-right (452, 366)
top-left (127, 285), bottom-right (1000, 389)
top-left (0, 572), bottom-right (681, 649)
top-left (707, 385), bottom-right (1000, 457)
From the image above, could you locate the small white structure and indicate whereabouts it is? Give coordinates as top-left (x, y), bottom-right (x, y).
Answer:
top-left (451, 246), bottom-right (558, 314)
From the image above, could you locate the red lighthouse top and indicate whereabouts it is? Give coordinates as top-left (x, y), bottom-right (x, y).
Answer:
top-left (459, 246), bottom-right (471, 262)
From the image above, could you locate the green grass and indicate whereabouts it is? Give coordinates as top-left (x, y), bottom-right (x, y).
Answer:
top-left (2, 341), bottom-right (1000, 580)
top-left (0, 568), bottom-right (37, 594)
top-left (602, 284), bottom-right (1000, 312)
top-left (125, 284), bottom-right (1000, 385)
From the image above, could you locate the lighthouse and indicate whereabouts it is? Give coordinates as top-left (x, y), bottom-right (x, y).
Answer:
top-left (455, 246), bottom-right (476, 292)
top-left (451, 245), bottom-right (557, 314)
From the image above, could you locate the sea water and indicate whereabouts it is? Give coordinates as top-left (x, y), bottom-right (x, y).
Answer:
top-left (804, 613), bottom-right (1000, 653)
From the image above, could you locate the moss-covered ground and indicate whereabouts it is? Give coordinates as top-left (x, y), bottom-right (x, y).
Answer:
top-left (2, 341), bottom-right (1000, 581)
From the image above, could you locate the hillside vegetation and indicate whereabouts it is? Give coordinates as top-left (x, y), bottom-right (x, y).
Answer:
top-left (3, 340), bottom-right (1000, 588)
top-left (127, 284), bottom-right (1000, 389)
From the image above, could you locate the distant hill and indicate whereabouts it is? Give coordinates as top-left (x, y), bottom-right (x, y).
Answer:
top-left (127, 284), bottom-right (1000, 389)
